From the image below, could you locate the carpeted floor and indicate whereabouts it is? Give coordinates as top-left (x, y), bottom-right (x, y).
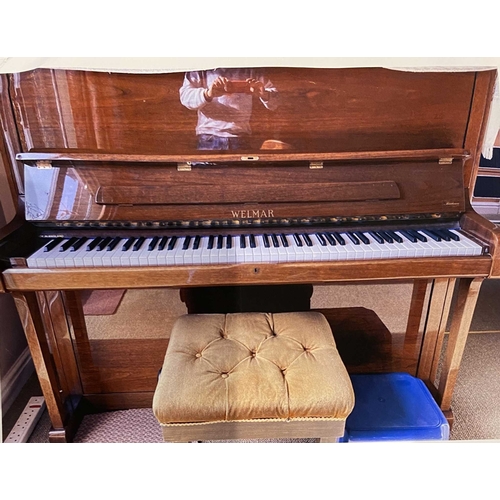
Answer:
top-left (5, 280), bottom-right (500, 443)
top-left (25, 332), bottom-right (500, 443)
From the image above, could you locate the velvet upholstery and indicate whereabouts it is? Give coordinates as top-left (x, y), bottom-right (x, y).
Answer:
top-left (153, 312), bottom-right (354, 426)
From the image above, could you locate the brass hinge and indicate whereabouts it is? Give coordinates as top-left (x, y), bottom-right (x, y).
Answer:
top-left (177, 162), bottom-right (192, 172)
top-left (36, 160), bottom-right (53, 169)
top-left (438, 157), bottom-right (454, 165)
top-left (309, 161), bottom-right (324, 169)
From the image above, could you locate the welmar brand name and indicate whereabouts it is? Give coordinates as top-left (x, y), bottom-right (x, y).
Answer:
top-left (231, 209), bottom-right (275, 218)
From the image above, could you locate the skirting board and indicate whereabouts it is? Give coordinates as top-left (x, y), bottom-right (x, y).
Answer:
top-left (1, 347), bottom-right (34, 414)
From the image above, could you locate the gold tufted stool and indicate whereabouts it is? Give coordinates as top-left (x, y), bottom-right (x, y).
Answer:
top-left (153, 312), bottom-right (355, 442)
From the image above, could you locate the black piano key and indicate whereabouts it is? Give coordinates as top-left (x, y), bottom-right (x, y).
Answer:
top-left (158, 236), bottom-right (169, 250)
top-left (87, 237), bottom-right (103, 251)
top-left (208, 235), bottom-right (215, 250)
top-left (369, 232), bottom-right (385, 244)
top-left (249, 234), bottom-right (256, 248)
top-left (293, 233), bottom-right (303, 247)
top-left (263, 234), bottom-right (271, 248)
top-left (60, 237), bottom-right (78, 252)
top-left (148, 236), bottom-right (160, 251)
top-left (400, 230), bottom-right (417, 243)
top-left (332, 233), bottom-right (345, 245)
top-left (271, 234), bottom-right (279, 247)
top-left (193, 235), bottom-right (201, 250)
top-left (182, 236), bottom-right (192, 250)
top-left (354, 232), bottom-right (370, 245)
top-left (302, 234), bottom-right (312, 247)
top-left (386, 231), bottom-right (403, 243)
top-left (324, 233), bottom-right (337, 246)
top-left (441, 229), bottom-right (460, 241)
top-left (432, 229), bottom-right (450, 241)
top-left (378, 231), bottom-right (394, 243)
top-left (421, 230), bottom-right (441, 242)
top-left (44, 238), bottom-right (63, 252)
top-left (107, 237), bottom-right (121, 251)
top-left (216, 235), bottom-right (224, 250)
top-left (167, 236), bottom-right (178, 250)
top-left (97, 237), bottom-right (112, 251)
top-left (240, 235), bottom-right (246, 249)
top-left (346, 232), bottom-right (360, 245)
top-left (280, 234), bottom-right (289, 247)
top-left (133, 237), bottom-right (145, 251)
top-left (122, 237), bottom-right (136, 251)
top-left (410, 230), bottom-right (427, 242)
top-left (226, 235), bottom-right (232, 249)
top-left (315, 233), bottom-right (327, 246)
top-left (71, 237), bottom-right (88, 251)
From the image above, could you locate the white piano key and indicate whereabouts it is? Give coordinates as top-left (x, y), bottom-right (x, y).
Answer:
top-left (250, 235), bottom-right (262, 263)
top-left (214, 239), bottom-right (227, 264)
top-left (27, 241), bottom-right (51, 268)
top-left (198, 237), bottom-right (211, 265)
top-left (449, 230), bottom-right (483, 256)
top-left (26, 226), bottom-right (486, 269)
top-left (43, 240), bottom-right (68, 267)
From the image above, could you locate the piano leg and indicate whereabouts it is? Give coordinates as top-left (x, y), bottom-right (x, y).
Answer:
top-left (417, 278), bottom-right (456, 382)
top-left (414, 277), bottom-right (483, 425)
top-left (11, 291), bottom-right (84, 443)
top-left (436, 277), bottom-right (484, 411)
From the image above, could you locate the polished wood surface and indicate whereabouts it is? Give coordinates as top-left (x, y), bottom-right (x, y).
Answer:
top-left (2, 257), bottom-right (493, 291)
top-left (20, 155), bottom-right (467, 224)
top-left (10, 68), bottom-right (478, 155)
top-left (417, 278), bottom-right (455, 381)
top-left (11, 292), bottom-right (68, 430)
top-left (462, 71), bottom-right (499, 192)
top-left (438, 277), bottom-right (484, 409)
top-left (1, 66), bottom-right (498, 441)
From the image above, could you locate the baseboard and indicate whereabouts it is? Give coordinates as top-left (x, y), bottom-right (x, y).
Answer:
top-left (1, 347), bottom-right (34, 414)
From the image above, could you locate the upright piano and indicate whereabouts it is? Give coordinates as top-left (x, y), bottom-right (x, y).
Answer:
top-left (0, 64), bottom-right (499, 442)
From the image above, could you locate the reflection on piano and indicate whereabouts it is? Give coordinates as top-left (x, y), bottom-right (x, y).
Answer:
top-left (0, 65), bottom-right (499, 442)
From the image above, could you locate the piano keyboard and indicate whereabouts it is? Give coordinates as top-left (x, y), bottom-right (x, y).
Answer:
top-left (26, 228), bottom-right (484, 268)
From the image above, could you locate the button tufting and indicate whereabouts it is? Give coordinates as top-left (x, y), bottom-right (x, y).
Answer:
top-left (195, 353), bottom-right (202, 358)
top-left (221, 373), bottom-right (228, 379)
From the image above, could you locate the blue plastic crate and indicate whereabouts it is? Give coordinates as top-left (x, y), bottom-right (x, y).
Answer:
top-left (343, 373), bottom-right (449, 442)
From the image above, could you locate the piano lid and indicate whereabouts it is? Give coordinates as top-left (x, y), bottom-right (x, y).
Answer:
top-left (9, 66), bottom-right (483, 157)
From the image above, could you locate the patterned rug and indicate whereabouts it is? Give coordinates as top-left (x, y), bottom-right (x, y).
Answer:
top-left (81, 289), bottom-right (126, 315)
